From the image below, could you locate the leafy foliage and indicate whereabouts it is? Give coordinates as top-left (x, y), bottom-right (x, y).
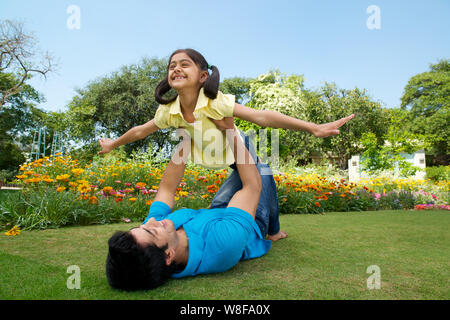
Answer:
top-left (65, 57), bottom-right (175, 156)
top-left (401, 59), bottom-right (450, 165)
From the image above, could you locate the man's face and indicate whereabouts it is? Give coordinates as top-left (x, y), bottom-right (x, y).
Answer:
top-left (129, 217), bottom-right (178, 250)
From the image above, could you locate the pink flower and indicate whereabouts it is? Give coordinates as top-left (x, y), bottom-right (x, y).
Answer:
top-left (115, 180), bottom-right (121, 184)
top-left (125, 183), bottom-right (131, 187)
top-left (374, 193), bottom-right (381, 199)
top-left (121, 217), bottom-right (131, 223)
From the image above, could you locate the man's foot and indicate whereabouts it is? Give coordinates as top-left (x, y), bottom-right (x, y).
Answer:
top-left (267, 230), bottom-right (287, 241)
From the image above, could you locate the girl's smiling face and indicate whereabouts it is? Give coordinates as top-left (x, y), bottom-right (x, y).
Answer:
top-left (168, 52), bottom-right (208, 91)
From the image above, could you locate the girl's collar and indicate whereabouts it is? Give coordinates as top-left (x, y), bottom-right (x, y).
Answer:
top-left (169, 88), bottom-right (209, 115)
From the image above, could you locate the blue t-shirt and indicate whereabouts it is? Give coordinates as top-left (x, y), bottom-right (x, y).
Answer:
top-left (143, 201), bottom-right (272, 278)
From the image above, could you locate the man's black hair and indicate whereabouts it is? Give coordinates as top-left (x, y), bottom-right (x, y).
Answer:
top-left (105, 231), bottom-right (184, 291)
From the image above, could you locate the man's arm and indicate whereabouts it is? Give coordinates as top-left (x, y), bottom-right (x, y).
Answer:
top-left (153, 131), bottom-right (191, 209)
top-left (98, 119), bottom-right (160, 155)
top-left (224, 127), bottom-right (262, 219)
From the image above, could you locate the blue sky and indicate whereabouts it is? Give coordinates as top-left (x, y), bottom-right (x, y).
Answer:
top-left (1, 0), bottom-right (449, 113)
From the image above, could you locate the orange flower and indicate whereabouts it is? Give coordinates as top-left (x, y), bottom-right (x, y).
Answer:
top-left (89, 196), bottom-right (98, 204)
top-left (4, 225), bottom-right (21, 236)
top-left (103, 186), bottom-right (113, 194)
top-left (146, 200), bottom-right (154, 206)
top-left (129, 197), bottom-right (137, 202)
top-left (115, 198), bottom-right (123, 203)
top-left (136, 182), bottom-right (146, 189)
top-left (315, 202), bottom-right (321, 207)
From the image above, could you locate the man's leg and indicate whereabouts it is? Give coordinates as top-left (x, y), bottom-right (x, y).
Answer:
top-left (211, 132), bottom-right (285, 240)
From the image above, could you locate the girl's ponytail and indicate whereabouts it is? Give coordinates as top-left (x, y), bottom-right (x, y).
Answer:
top-left (203, 65), bottom-right (220, 100)
top-left (155, 76), bottom-right (178, 105)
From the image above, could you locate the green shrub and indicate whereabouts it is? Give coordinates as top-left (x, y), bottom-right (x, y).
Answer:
top-left (426, 166), bottom-right (450, 182)
top-left (0, 169), bottom-right (19, 184)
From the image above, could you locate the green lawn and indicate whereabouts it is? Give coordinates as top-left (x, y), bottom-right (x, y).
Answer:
top-left (0, 210), bottom-right (449, 299)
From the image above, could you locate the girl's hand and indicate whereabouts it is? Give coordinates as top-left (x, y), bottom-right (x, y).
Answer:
top-left (98, 138), bottom-right (115, 155)
top-left (313, 114), bottom-right (355, 138)
top-left (210, 116), bottom-right (235, 131)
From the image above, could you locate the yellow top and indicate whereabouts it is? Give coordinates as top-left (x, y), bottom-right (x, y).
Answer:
top-left (154, 88), bottom-right (239, 169)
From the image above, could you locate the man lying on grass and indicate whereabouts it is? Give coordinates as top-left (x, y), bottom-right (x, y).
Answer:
top-left (106, 123), bottom-right (287, 291)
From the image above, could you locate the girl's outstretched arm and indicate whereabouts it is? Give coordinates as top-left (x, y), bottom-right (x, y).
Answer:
top-left (232, 103), bottom-right (354, 138)
top-left (98, 119), bottom-right (160, 155)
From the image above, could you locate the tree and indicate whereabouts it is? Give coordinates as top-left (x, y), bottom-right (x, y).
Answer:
top-left (237, 70), bottom-right (307, 162)
top-left (308, 83), bottom-right (388, 168)
top-left (219, 76), bottom-right (252, 104)
top-left (65, 57), bottom-right (174, 156)
top-left (0, 80), bottom-right (45, 172)
top-left (360, 108), bottom-right (431, 176)
top-left (401, 59), bottom-right (449, 165)
top-left (0, 19), bottom-right (55, 108)
top-left (242, 71), bottom-right (388, 168)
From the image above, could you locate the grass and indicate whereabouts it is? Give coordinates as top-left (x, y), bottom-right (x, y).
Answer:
top-left (0, 210), bottom-right (449, 300)
top-left (0, 189), bottom-right (19, 201)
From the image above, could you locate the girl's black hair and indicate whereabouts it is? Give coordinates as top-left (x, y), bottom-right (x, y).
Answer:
top-left (155, 48), bottom-right (220, 105)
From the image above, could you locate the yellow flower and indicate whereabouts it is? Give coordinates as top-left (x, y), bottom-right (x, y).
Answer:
top-left (201, 194), bottom-right (209, 199)
top-left (174, 196), bottom-right (179, 201)
top-left (4, 225), bottom-right (21, 236)
top-left (178, 191), bottom-right (189, 197)
top-left (16, 175), bottom-right (27, 179)
top-left (56, 174), bottom-right (70, 181)
top-left (71, 168), bottom-right (84, 176)
top-left (129, 197), bottom-right (137, 202)
top-left (151, 186), bottom-right (159, 190)
top-left (56, 186), bottom-right (66, 192)
top-left (77, 184), bottom-right (91, 193)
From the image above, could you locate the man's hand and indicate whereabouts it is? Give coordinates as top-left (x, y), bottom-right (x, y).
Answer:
top-left (210, 116), bottom-right (235, 131)
top-left (312, 114), bottom-right (355, 138)
top-left (98, 138), bottom-right (115, 155)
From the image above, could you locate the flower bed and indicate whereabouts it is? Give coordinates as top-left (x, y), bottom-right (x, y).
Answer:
top-left (1, 155), bottom-right (448, 231)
